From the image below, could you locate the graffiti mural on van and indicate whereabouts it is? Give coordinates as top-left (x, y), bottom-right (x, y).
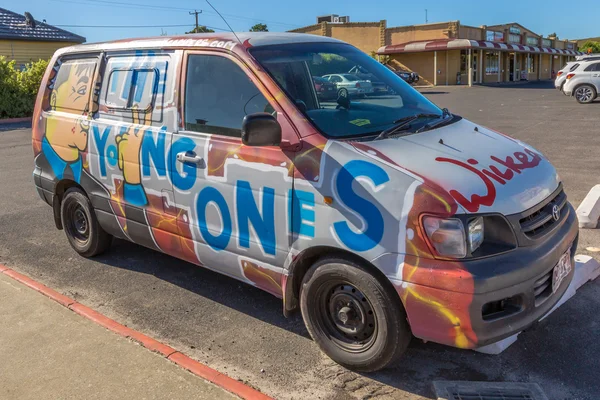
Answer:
top-left (32, 34), bottom-right (577, 372)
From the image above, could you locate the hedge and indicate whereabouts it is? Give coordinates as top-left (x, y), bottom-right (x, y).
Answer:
top-left (0, 57), bottom-right (49, 119)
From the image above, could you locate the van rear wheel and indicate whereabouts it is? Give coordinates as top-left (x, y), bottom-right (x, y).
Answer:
top-left (61, 187), bottom-right (112, 257)
top-left (300, 255), bottom-right (411, 372)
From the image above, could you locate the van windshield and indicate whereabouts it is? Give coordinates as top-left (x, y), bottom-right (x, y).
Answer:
top-left (250, 42), bottom-right (444, 139)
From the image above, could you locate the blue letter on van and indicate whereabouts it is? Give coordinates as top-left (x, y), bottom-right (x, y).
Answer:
top-left (141, 127), bottom-right (166, 177)
top-left (236, 181), bottom-right (276, 255)
top-left (196, 187), bottom-right (232, 251)
top-left (93, 125), bottom-right (112, 177)
top-left (289, 189), bottom-right (315, 238)
top-left (333, 160), bottom-right (388, 252)
top-left (167, 137), bottom-right (196, 190)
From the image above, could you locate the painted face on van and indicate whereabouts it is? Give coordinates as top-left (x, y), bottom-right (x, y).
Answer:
top-left (45, 61), bottom-right (95, 163)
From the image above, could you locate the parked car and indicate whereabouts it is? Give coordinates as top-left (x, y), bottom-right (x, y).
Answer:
top-left (322, 73), bottom-right (374, 97)
top-left (33, 33), bottom-right (578, 372)
top-left (555, 62), bottom-right (580, 92)
top-left (348, 65), bottom-right (388, 94)
top-left (384, 64), bottom-right (420, 84)
top-left (563, 59), bottom-right (600, 103)
top-left (313, 76), bottom-right (337, 100)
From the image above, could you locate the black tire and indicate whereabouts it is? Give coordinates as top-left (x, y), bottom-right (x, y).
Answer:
top-left (300, 255), bottom-right (411, 372)
top-left (337, 88), bottom-right (349, 99)
top-left (574, 84), bottom-right (596, 104)
top-left (61, 187), bottom-right (112, 257)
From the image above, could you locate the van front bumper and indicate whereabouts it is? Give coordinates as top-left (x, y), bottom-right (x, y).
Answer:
top-left (375, 201), bottom-right (579, 349)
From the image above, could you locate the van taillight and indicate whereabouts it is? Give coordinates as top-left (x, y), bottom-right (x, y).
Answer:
top-left (566, 73), bottom-right (575, 80)
top-left (355, 83), bottom-right (361, 88)
top-left (557, 71), bottom-right (563, 77)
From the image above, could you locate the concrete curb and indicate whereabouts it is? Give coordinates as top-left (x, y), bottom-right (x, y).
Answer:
top-left (0, 264), bottom-right (273, 400)
top-left (474, 254), bottom-right (600, 355)
top-left (0, 117), bottom-right (31, 125)
top-left (576, 184), bottom-right (600, 228)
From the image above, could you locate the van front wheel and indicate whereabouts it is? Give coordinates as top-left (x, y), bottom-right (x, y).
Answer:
top-left (61, 187), bottom-right (112, 257)
top-left (300, 256), bottom-right (411, 372)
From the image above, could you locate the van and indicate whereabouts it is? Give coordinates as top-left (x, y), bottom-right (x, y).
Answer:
top-left (32, 33), bottom-right (578, 372)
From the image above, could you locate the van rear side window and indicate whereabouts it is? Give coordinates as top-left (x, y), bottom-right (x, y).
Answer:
top-left (106, 68), bottom-right (158, 111)
top-left (50, 59), bottom-right (97, 113)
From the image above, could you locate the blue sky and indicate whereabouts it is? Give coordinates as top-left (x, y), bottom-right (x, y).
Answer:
top-left (5, 0), bottom-right (597, 43)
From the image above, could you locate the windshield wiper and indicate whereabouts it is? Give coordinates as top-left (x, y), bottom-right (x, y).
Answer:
top-left (415, 108), bottom-right (453, 133)
top-left (375, 113), bottom-right (441, 140)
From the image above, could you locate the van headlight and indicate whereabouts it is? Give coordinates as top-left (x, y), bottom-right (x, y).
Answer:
top-left (422, 216), bottom-right (467, 258)
top-left (468, 217), bottom-right (484, 253)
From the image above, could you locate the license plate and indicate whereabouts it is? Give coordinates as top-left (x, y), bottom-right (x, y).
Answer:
top-left (328, 87), bottom-right (333, 90)
top-left (552, 249), bottom-right (572, 294)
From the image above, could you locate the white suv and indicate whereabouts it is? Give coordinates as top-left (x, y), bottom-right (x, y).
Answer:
top-left (563, 60), bottom-right (600, 103)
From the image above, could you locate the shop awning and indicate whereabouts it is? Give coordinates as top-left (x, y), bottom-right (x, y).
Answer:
top-left (377, 39), bottom-right (584, 56)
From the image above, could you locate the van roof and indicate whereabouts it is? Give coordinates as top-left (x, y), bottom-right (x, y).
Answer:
top-left (58, 32), bottom-right (345, 54)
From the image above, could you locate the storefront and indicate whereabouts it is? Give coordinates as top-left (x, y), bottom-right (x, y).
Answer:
top-left (377, 39), bottom-right (583, 86)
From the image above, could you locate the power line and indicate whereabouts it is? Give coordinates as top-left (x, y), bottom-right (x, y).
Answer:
top-left (53, 23), bottom-right (228, 30)
top-left (49, 0), bottom-right (301, 27)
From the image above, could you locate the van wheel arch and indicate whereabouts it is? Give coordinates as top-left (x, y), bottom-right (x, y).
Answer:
top-left (52, 179), bottom-right (84, 230)
top-left (283, 246), bottom-right (402, 318)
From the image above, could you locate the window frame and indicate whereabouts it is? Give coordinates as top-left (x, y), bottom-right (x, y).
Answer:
top-left (104, 67), bottom-right (159, 112)
top-left (178, 49), bottom-right (285, 140)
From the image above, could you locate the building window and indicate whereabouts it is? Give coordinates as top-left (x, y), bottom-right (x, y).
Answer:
top-left (509, 26), bottom-right (521, 35)
top-left (485, 51), bottom-right (499, 75)
top-left (542, 39), bottom-right (552, 47)
top-left (527, 55), bottom-right (536, 73)
top-left (526, 37), bottom-right (539, 46)
top-left (486, 31), bottom-right (504, 42)
top-left (508, 34), bottom-right (521, 44)
top-left (460, 50), bottom-right (468, 73)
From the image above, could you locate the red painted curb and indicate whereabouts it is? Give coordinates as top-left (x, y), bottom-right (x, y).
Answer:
top-left (0, 265), bottom-right (273, 400)
top-left (0, 117), bottom-right (31, 124)
top-left (3, 269), bottom-right (75, 307)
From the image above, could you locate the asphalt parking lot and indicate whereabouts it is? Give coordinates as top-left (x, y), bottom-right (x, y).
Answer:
top-left (0, 81), bottom-right (598, 400)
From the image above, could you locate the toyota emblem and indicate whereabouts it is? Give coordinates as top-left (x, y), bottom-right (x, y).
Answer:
top-left (552, 205), bottom-right (560, 221)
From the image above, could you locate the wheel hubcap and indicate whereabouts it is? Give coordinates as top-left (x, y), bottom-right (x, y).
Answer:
top-left (68, 203), bottom-right (90, 243)
top-left (317, 283), bottom-right (377, 351)
top-left (576, 87), bottom-right (592, 102)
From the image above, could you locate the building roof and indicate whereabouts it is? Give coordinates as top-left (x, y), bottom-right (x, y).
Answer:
top-left (0, 7), bottom-right (85, 43)
top-left (378, 39), bottom-right (584, 56)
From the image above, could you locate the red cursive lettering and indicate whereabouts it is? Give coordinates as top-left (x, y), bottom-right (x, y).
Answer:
top-left (436, 148), bottom-right (542, 212)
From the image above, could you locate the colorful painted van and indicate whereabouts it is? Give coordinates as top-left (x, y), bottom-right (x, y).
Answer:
top-left (32, 33), bottom-right (578, 371)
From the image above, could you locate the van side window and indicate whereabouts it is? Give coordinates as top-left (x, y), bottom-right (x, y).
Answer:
top-left (184, 55), bottom-right (271, 137)
top-left (50, 58), bottom-right (97, 113)
top-left (105, 68), bottom-right (158, 111)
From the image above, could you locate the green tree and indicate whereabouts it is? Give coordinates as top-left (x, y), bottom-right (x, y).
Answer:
top-left (579, 41), bottom-right (600, 54)
top-left (186, 26), bottom-right (215, 34)
top-left (0, 57), bottom-right (49, 118)
top-left (547, 32), bottom-right (559, 39)
top-left (249, 23), bottom-right (268, 32)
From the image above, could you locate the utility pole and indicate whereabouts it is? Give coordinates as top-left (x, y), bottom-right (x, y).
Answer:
top-left (189, 9), bottom-right (201, 32)
top-left (425, 9), bottom-right (428, 23)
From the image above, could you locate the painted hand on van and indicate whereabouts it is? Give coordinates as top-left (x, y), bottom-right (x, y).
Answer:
top-left (42, 61), bottom-right (96, 184)
top-left (115, 107), bottom-right (151, 207)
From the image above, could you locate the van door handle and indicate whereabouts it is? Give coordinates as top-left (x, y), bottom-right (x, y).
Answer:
top-left (177, 151), bottom-right (205, 167)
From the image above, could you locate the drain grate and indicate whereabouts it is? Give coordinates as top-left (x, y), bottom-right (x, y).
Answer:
top-left (433, 381), bottom-right (549, 400)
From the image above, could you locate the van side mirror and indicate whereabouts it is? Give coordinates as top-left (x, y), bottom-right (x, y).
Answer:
top-left (241, 113), bottom-right (281, 146)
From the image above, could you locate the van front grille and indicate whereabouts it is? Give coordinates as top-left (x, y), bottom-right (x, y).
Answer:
top-left (519, 190), bottom-right (567, 239)
top-left (533, 270), bottom-right (553, 306)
